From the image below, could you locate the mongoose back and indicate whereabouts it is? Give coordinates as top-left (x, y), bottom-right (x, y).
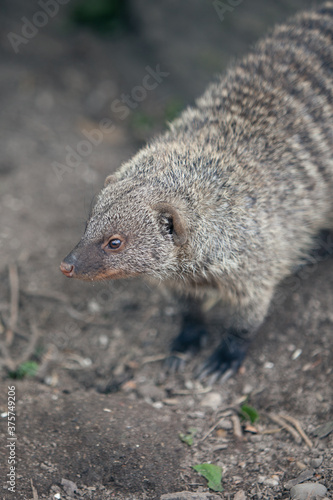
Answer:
top-left (61, 4), bottom-right (333, 382)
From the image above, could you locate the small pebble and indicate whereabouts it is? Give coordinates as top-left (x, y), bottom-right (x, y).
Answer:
top-left (87, 299), bottom-right (101, 313)
top-left (218, 418), bottom-right (233, 430)
top-left (200, 392), bottom-right (222, 409)
top-left (160, 492), bottom-right (220, 499)
top-left (152, 401), bottom-right (163, 409)
top-left (291, 348), bottom-right (302, 360)
top-left (98, 334), bottom-right (109, 347)
top-left (285, 469), bottom-right (314, 489)
top-left (242, 384), bottom-right (253, 395)
top-left (61, 478), bottom-right (78, 496)
top-left (290, 482), bottom-right (327, 500)
top-left (264, 478), bottom-right (279, 487)
top-left (234, 491), bottom-right (246, 500)
top-left (310, 456), bottom-right (323, 468)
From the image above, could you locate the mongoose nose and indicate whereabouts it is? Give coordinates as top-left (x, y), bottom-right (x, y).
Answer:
top-left (60, 261), bottom-right (75, 278)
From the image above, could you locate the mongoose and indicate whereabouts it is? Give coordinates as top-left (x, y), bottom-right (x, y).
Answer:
top-left (60, 4), bottom-right (333, 382)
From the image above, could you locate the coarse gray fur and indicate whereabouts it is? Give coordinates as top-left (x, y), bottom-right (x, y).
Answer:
top-left (62, 3), bottom-right (333, 375)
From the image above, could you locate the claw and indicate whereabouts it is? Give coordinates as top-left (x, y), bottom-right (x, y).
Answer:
top-left (195, 331), bottom-right (250, 384)
top-left (166, 314), bottom-right (208, 374)
top-left (164, 353), bottom-right (187, 374)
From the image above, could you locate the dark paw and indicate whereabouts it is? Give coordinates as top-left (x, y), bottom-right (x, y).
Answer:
top-left (165, 320), bottom-right (208, 373)
top-left (171, 321), bottom-right (207, 353)
top-left (196, 330), bottom-right (250, 384)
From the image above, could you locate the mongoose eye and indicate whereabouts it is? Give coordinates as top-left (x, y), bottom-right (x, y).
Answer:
top-left (108, 238), bottom-right (122, 249)
top-left (102, 235), bottom-right (125, 252)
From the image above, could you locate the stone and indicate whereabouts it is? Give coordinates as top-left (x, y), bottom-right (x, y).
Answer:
top-left (290, 482), bottom-right (327, 500)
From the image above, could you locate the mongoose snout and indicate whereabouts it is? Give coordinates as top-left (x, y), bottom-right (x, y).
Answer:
top-left (61, 4), bottom-right (333, 383)
top-left (60, 260), bottom-right (74, 278)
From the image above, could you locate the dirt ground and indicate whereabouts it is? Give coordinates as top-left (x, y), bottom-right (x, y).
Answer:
top-left (0, 1), bottom-right (332, 499)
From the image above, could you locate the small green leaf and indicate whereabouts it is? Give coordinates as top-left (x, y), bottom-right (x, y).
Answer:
top-left (192, 463), bottom-right (223, 492)
top-left (9, 361), bottom-right (39, 379)
top-left (179, 433), bottom-right (193, 446)
top-left (179, 427), bottom-right (197, 446)
top-left (240, 404), bottom-right (259, 424)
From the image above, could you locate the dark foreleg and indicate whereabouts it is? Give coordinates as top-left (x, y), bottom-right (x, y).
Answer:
top-left (196, 286), bottom-right (275, 384)
top-left (165, 296), bottom-right (208, 372)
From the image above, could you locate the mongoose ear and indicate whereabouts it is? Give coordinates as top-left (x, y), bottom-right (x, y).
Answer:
top-left (153, 202), bottom-right (187, 246)
top-left (104, 174), bottom-right (118, 187)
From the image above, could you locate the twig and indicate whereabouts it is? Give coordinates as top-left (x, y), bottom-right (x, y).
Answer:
top-left (267, 414), bottom-right (302, 444)
top-left (36, 345), bottom-right (59, 379)
top-left (279, 413), bottom-right (313, 448)
top-left (199, 405), bottom-right (247, 442)
top-left (261, 427), bottom-right (285, 435)
top-left (7, 264), bottom-right (19, 346)
top-left (0, 313), bottom-right (29, 341)
top-left (0, 322), bottom-right (41, 373)
top-left (200, 416), bottom-right (226, 442)
top-left (0, 340), bottom-right (15, 371)
top-left (231, 414), bottom-right (243, 440)
top-left (142, 354), bottom-right (169, 364)
top-left (30, 479), bottom-right (39, 500)
top-left (0, 314), bottom-right (4, 335)
top-left (15, 321), bottom-right (41, 366)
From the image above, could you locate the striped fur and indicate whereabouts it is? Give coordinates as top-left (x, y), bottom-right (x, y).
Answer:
top-left (66, 4), bottom-right (333, 338)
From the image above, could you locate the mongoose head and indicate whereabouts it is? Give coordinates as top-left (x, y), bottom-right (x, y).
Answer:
top-left (60, 175), bottom-right (188, 281)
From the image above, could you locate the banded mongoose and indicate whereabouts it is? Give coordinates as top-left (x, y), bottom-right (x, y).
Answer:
top-left (60, 4), bottom-right (333, 382)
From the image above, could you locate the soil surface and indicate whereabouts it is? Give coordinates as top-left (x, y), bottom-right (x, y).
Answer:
top-left (0, 1), bottom-right (332, 499)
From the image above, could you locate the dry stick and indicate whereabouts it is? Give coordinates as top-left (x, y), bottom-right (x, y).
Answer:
top-left (30, 479), bottom-right (39, 500)
top-left (6, 264), bottom-right (19, 346)
top-left (0, 322), bottom-right (41, 372)
top-left (0, 315), bottom-right (4, 335)
top-left (231, 414), bottom-right (243, 440)
top-left (200, 406), bottom-right (245, 442)
top-left (279, 413), bottom-right (313, 449)
top-left (267, 414), bottom-right (302, 444)
top-left (36, 345), bottom-right (59, 380)
top-left (142, 354), bottom-right (169, 364)
top-left (0, 339), bottom-right (15, 371)
top-left (261, 428), bottom-right (285, 435)
top-left (200, 416), bottom-right (226, 442)
top-left (15, 321), bottom-right (41, 366)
